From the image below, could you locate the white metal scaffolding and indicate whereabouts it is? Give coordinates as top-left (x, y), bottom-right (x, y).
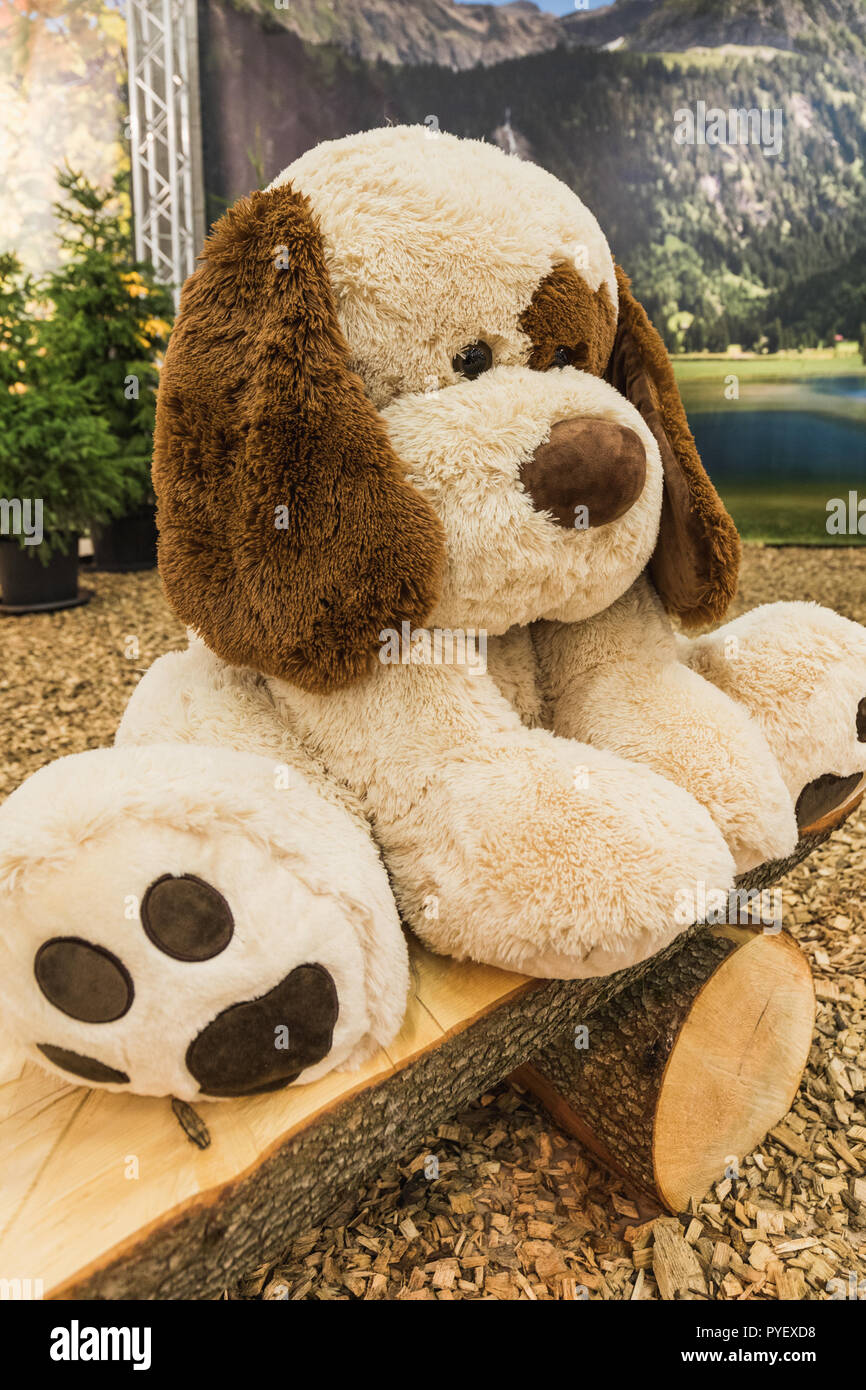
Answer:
top-left (126, 0), bottom-right (206, 299)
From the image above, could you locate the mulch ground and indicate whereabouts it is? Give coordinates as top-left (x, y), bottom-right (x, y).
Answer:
top-left (1, 547), bottom-right (865, 1300)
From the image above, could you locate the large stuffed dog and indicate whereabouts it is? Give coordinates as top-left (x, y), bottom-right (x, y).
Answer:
top-left (2, 127), bottom-right (865, 1100)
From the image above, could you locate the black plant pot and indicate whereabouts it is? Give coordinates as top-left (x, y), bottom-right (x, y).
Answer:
top-left (91, 503), bottom-right (158, 573)
top-left (0, 537), bottom-right (90, 614)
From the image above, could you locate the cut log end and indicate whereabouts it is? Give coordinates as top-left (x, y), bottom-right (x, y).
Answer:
top-left (516, 925), bottom-right (815, 1212)
top-left (653, 927), bottom-right (815, 1209)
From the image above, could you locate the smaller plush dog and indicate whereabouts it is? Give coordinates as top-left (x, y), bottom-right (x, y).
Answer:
top-left (1, 127), bottom-right (865, 1099)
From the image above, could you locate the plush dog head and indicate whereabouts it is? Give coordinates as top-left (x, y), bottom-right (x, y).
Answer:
top-left (154, 126), bottom-right (739, 683)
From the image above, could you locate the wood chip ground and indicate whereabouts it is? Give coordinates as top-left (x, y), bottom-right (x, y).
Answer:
top-left (2, 548), bottom-right (865, 1301)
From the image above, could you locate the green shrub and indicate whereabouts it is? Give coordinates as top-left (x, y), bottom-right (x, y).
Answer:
top-left (0, 253), bottom-right (121, 560)
top-left (44, 167), bottom-right (174, 510)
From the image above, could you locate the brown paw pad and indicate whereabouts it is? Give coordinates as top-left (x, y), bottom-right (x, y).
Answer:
top-left (35, 937), bottom-right (133, 1023)
top-left (186, 963), bottom-right (339, 1098)
top-left (36, 1044), bottom-right (129, 1086)
top-left (796, 771), bottom-right (866, 835)
top-left (141, 873), bottom-right (234, 961)
top-left (857, 697), bottom-right (866, 743)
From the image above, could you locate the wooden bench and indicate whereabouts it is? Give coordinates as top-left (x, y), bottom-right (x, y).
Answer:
top-left (0, 836), bottom-right (831, 1301)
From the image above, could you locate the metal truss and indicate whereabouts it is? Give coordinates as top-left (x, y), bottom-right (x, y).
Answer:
top-left (126, 0), bottom-right (205, 299)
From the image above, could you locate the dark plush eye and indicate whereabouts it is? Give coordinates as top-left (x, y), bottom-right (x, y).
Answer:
top-left (452, 341), bottom-right (493, 380)
top-left (552, 342), bottom-right (588, 369)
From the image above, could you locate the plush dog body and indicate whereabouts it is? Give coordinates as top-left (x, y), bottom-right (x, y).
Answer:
top-left (2, 127), bottom-right (866, 1099)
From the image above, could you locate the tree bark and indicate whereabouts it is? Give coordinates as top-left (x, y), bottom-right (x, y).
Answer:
top-left (516, 925), bottom-right (815, 1211)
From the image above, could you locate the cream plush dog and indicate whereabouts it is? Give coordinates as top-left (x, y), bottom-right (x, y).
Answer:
top-left (2, 126), bottom-right (865, 1099)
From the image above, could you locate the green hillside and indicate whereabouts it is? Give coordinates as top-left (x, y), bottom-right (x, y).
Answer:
top-left (199, 0), bottom-right (866, 350)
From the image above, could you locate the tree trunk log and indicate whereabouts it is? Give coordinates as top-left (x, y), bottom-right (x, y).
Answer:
top-left (514, 925), bottom-right (815, 1212)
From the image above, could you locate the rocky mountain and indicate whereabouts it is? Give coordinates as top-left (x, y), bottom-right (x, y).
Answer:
top-left (198, 0), bottom-right (866, 349)
top-left (562, 0), bottom-right (866, 56)
top-left (234, 0), bottom-right (866, 65)
top-left (234, 0), bottom-right (559, 69)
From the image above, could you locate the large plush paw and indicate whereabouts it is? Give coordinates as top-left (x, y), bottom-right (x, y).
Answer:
top-left (555, 657), bottom-right (798, 876)
top-left (0, 744), bottom-right (408, 1100)
top-left (683, 602), bottom-right (866, 838)
top-left (383, 733), bottom-right (736, 979)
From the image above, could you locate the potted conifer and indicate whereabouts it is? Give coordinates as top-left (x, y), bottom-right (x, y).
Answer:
top-left (46, 169), bottom-right (174, 571)
top-left (0, 254), bottom-right (124, 612)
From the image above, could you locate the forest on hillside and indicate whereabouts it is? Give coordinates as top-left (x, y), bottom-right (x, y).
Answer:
top-left (199, 0), bottom-right (866, 352)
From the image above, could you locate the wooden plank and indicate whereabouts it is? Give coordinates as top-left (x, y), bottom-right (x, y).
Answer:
top-left (408, 936), bottom-right (532, 1034)
top-left (0, 1040), bottom-right (395, 1297)
top-left (0, 938), bottom-right (532, 1298)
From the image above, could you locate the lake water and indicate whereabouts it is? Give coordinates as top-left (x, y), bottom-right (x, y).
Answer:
top-left (809, 376), bottom-right (866, 403)
top-left (681, 374), bottom-right (866, 543)
top-left (688, 411), bottom-right (866, 481)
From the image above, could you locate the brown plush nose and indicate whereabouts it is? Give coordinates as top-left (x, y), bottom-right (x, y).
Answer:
top-left (520, 418), bottom-right (647, 529)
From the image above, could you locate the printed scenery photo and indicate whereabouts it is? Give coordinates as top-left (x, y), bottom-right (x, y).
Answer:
top-left (1, 0), bottom-right (865, 1341)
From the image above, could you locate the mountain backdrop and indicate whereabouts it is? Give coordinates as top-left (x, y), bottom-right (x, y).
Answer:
top-left (198, 0), bottom-right (866, 350)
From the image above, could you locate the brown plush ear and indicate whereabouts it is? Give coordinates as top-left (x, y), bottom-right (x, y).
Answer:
top-left (153, 183), bottom-right (445, 691)
top-left (604, 266), bottom-right (741, 629)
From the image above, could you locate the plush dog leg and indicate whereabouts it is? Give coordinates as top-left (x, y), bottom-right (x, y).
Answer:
top-left (269, 659), bottom-right (735, 979)
top-left (118, 638), bottom-right (412, 1063)
top-left (679, 602), bottom-right (866, 836)
top-left (534, 577), bottom-right (799, 875)
top-left (118, 635), bottom-right (358, 825)
top-left (0, 646), bottom-right (408, 1099)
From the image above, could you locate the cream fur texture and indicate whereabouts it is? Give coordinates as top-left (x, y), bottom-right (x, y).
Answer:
top-left (382, 366), bottom-right (663, 632)
top-left (681, 603), bottom-right (866, 798)
top-left (271, 126), bottom-right (617, 409)
top-left (535, 578), bottom-right (798, 875)
top-left (116, 640), bottom-right (409, 1064)
top-left (267, 658), bottom-right (736, 979)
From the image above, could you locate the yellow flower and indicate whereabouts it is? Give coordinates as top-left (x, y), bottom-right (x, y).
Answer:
top-left (16, 359), bottom-right (25, 370)
top-left (36, 346), bottom-right (47, 357)
top-left (8, 382), bottom-right (28, 394)
top-left (142, 316), bottom-right (170, 338)
top-left (121, 271), bottom-right (149, 299)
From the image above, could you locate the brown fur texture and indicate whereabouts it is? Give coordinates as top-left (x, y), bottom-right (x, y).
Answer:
top-left (153, 184), bottom-right (445, 691)
top-left (519, 263), bottom-right (618, 377)
top-left (605, 267), bottom-right (741, 629)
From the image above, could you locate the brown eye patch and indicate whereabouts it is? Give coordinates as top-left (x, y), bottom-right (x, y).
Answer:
top-left (519, 263), bottom-right (617, 377)
top-left (553, 343), bottom-right (589, 369)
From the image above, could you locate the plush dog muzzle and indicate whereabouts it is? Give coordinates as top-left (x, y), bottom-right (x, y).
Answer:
top-left (382, 364), bottom-right (664, 634)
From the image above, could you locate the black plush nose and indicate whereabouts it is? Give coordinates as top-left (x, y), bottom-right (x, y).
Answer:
top-left (520, 418), bottom-right (647, 529)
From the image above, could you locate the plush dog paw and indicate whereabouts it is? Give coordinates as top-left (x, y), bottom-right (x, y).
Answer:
top-left (34, 907), bottom-right (339, 1095)
top-left (683, 602), bottom-right (866, 839)
top-left (794, 771), bottom-right (866, 837)
top-left (0, 744), bottom-right (408, 1099)
top-left (551, 655), bottom-right (798, 877)
top-left (385, 736), bottom-right (736, 979)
